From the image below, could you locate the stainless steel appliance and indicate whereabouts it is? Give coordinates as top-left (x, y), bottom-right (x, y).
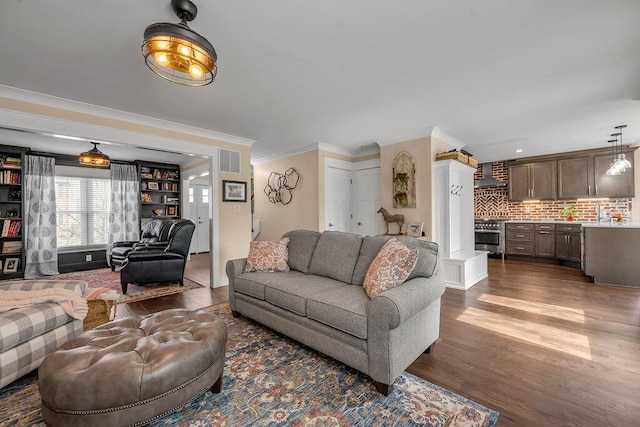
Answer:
top-left (475, 218), bottom-right (507, 259)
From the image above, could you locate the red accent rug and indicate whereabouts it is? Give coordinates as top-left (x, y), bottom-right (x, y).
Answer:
top-left (0, 304), bottom-right (499, 426)
top-left (44, 268), bottom-right (204, 303)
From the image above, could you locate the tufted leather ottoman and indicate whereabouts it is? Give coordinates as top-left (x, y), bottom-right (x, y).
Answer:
top-left (38, 308), bottom-right (227, 427)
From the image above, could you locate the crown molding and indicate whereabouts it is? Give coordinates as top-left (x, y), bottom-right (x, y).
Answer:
top-left (0, 85), bottom-right (256, 147)
top-left (375, 126), bottom-right (465, 150)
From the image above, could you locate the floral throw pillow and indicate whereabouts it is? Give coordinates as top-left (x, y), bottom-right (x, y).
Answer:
top-left (244, 237), bottom-right (291, 273)
top-left (363, 237), bottom-right (418, 299)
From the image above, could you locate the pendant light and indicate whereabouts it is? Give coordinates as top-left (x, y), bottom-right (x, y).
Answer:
top-left (79, 143), bottom-right (110, 167)
top-left (606, 125), bottom-right (631, 176)
top-left (142, 0), bottom-right (217, 86)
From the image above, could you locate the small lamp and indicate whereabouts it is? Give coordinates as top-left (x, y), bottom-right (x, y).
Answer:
top-left (79, 143), bottom-right (111, 167)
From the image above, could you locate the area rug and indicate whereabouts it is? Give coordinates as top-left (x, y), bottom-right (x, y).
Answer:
top-left (43, 268), bottom-right (203, 303)
top-left (0, 304), bottom-right (499, 426)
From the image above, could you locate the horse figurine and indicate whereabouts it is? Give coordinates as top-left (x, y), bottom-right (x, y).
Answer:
top-left (377, 207), bottom-right (404, 235)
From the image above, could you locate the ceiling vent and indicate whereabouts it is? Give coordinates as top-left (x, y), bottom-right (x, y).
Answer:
top-left (219, 149), bottom-right (240, 173)
top-left (474, 163), bottom-right (506, 188)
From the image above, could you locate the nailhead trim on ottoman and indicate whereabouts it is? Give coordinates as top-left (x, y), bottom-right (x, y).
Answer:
top-left (38, 308), bottom-right (227, 427)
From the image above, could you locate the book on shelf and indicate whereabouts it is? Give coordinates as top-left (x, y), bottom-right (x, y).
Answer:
top-left (0, 170), bottom-right (20, 184)
top-left (1, 220), bottom-right (21, 237)
top-left (2, 240), bottom-right (21, 254)
top-left (0, 156), bottom-right (22, 169)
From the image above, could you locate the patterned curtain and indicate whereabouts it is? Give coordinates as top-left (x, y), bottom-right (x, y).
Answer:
top-left (24, 155), bottom-right (59, 279)
top-left (108, 163), bottom-right (140, 264)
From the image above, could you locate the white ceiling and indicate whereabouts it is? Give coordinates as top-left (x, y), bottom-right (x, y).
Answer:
top-left (1, 0), bottom-right (640, 163)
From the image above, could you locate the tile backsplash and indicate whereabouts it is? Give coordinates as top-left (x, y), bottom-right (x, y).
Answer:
top-left (474, 161), bottom-right (632, 221)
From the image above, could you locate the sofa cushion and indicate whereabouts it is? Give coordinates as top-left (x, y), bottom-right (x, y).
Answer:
top-left (396, 236), bottom-right (439, 280)
top-left (351, 235), bottom-right (438, 285)
top-left (0, 303), bottom-right (71, 352)
top-left (264, 275), bottom-right (346, 316)
top-left (244, 238), bottom-right (290, 273)
top-left (281, 230), bottom-right (321, 273)
top-left (308, 231), bottom-right (363, 283)
top-left (363, 238), bottom-right (418, 299)
top-left (234, 271), bottom-right (306, 301)
top-left (351, 235), bottom-right (392, 285)
top-left (307, 285), bottom-right (370, 339)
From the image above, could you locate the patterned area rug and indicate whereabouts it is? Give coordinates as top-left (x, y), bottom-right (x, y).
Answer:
top-left (0, 304), bottom-right (498, 426)
top-left (44, 268), bottom-right (203, 303)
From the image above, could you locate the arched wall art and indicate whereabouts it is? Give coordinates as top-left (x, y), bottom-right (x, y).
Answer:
top-left (264, 167), bottom-right (300, 205)
top-left (392, 150), bottom-right (416, 208)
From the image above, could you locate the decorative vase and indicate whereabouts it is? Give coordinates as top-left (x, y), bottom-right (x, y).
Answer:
top-left (567, 215), bottom-right (574, 221)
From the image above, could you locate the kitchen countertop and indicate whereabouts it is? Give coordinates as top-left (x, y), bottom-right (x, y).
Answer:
top-left (581, 222), bottom-right (640, 228)
top-left (504, 220), bottom-right (640, 228)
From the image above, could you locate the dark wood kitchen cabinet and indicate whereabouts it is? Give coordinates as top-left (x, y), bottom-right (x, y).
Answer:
top-left (556, 224), bottom-right (581, 263)
top-left (557, 156), bottom-right (592, 199)
top-left (534, 223), bottom-right (555, 258)
top-left (506, 223), bottom-right (534, 256)
top-left (508, 160), bottom-right (557, 201)
top-left (558, 150), bottom-right (634, 199)
top-left (593, 153), bottom-right (634, 198)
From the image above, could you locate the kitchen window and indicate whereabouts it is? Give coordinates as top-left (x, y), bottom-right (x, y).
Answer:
top-left (55, 166), bottom-right (110, 251)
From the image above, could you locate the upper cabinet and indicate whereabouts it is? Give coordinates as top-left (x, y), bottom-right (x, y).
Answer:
top-left (593, 153), bottom-right (634, 198)
top-left (509, 147), bottom-right (636, 201)
top-left (508, 160), bottom-right (556, 201)
top-left (557, 149), bottom-right (634, 199)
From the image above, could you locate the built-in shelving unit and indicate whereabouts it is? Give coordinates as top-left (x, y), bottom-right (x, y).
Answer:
top-left (0, 151), bottom-right (23, 279)
top-left (136, 161), bottom-right (181, 224)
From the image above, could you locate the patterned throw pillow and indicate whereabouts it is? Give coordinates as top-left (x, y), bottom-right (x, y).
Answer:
top-left (363, 237), bottom-right (418, 299)
top-left (244, 238), bottom-right (291, 273)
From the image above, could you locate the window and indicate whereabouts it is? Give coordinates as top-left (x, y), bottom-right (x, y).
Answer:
top-left (55, 175), bottom-right (110, 250)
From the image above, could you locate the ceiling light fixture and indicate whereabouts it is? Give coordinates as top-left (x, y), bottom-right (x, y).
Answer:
top-left (606, 125), bottom-right (631, 176)
top-left (142, 0), bottom-right (217, 86)
top-left (79, 142), bottom-right (111, 167)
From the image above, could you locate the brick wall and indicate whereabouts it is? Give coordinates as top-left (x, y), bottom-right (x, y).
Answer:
top-left (473, 161), bottom-right (632, 221)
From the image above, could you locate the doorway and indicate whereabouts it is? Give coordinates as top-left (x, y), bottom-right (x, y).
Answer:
top-left (189, 183), bottom-right (211, 253)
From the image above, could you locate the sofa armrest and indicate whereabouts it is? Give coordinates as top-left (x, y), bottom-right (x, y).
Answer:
top-left (368, 270), bottom-right (445, 329)
top-left (226, 258), bottom-right (247, 312)
top-left (0, 280), bottom-right (88, 296)
top-left (226, 258), bottom-right (247, 285)
top-left (125, 250), bottom-right (183, 262)
top-left (112, 241), bottom-right (137, 248)
top-left (133, 241), bottom-right (169, 251)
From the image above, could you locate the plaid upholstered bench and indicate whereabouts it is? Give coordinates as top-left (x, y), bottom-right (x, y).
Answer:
top-left (38, 309), bottom-right (227, 426)
top-left (0, 280), bottom-right (87, 389)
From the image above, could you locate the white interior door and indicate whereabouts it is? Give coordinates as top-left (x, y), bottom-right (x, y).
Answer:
top-left (355, 167), bottom-right (381, 236)
top-left (189, 184), bottom-right (211, 253)
top-left (324, 165), bottom-right (353, 232)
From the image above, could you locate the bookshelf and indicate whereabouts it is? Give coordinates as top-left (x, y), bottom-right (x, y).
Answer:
top-left (0, 152), bottom-right (23, 279)
top-left (136, 161), bottom-right (181, 224)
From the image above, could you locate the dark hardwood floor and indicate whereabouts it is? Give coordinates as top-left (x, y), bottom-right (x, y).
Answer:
top-left (117, 257), bottom-right (640, 426)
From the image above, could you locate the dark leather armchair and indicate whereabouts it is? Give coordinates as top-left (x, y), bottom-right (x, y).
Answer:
top-left (110, 219), bottom-right (178, 270)
top-left (119, 219), bottom-right (195, 294)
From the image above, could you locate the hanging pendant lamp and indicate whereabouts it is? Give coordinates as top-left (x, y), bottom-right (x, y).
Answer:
top-left (79, 142), bottom-right (111, 167)
top-left (142, 0), bottom-right (217, 86)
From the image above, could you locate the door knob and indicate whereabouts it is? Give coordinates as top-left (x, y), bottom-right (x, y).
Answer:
top-left (357, 222), bottom-right (362, 226)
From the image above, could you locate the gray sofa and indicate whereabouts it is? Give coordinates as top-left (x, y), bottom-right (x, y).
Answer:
top-left (226, 229), bottom-right (445, 394)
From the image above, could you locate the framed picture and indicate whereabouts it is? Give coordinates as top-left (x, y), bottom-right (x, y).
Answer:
top-left (8, 188), bottom-right (21, 201)
top-left (407, 222), bottom-right (424, 237)
top-left (147, 182), bottom-right (159, 190)
top-left (167, 206), bottom-right (177, 216)
top-left (4, 257), bottom-right (19, 273)
top-left (222, 180), bottom-right (247, 202)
